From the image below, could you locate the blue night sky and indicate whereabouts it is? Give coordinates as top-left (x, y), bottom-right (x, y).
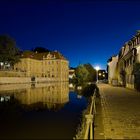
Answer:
top-left (0, 0), bottom-right (140, 69)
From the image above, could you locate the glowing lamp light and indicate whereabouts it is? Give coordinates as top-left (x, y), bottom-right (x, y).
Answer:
top-left (95, 66), bottom-right (100, 83)
top-left (99, 73), bottom-right (102, 76)
top-left (0, 62), bottom-right (4, 66)
top-left (95, 66), bottom-right (100, 71)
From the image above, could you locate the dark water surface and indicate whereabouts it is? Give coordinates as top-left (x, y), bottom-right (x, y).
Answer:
top-left (0, 83), bottom-right (88, 139)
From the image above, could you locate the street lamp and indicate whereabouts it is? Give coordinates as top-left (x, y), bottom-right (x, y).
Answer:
top-left (95, 66), bottom-right (100, 83)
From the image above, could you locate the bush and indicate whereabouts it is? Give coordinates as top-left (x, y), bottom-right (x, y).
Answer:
top-left (79, 84), bottom-right (100, 98)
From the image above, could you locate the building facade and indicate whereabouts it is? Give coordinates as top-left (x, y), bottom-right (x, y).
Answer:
top-left (98, 70), bottom-right (108, 81)
top-left (118, 31), bottom-right (140, 89)
top-left (14, 51), bottom-right (69, 82)
top-left (107, 55), bottom-right (118, 85)
top-left (108, 30), bottom-right (140, 89)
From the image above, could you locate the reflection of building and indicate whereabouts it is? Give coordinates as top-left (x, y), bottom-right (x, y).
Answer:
top-left (107, 30), bottom-right (140, 89)
top-left (69, 68), bottom-right (75, 79)
top-left (0, 83), bottom-right (69, 110)
top-left (15, 83), bottom-right (69, 109)
top-left (107, 55), bottom-right (118, 85)
top-left (14, 51), bottom-right (69, 81)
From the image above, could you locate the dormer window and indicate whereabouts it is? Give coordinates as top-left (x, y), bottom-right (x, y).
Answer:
top-left (47, 53), bottom-right (52, 59)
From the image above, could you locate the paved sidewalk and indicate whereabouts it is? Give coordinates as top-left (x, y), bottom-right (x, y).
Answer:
top-left (94, 84), bottom-right (140, 139)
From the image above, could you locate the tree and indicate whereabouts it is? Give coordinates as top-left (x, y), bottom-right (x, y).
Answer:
top-left (133, 63), bottom-right (140, 91)
top-left (75, 65), bottom-right (89, 85)
top-left (0, 35), bottom-right (20, 68)
top-left (32, 47), bottom-right (50, 53)
top-left (84, 63), bottom-right (96, 82)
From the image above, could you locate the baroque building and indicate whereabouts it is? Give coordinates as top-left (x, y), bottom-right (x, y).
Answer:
top-left (14, 50), bottom-right (69, 82)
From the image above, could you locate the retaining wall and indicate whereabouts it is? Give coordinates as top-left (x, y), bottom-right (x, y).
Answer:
top-left (0, 77), bottom-right (68, 84)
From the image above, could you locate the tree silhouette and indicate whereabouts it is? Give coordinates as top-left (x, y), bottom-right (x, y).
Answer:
top-left (32, 47), bottom-right (50, 53)
top-left (0, 35), bottom-right (20, 68)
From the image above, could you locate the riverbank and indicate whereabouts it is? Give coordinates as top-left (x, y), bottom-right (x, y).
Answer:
top-left (0, 82), bottom-right (70, 92)
top-left (0, 77), bottom-right (68, 84)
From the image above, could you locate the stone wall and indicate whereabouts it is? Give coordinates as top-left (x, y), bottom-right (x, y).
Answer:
top-left (0, 82), bottom-right (69, 92)
top-left (0, 70), bottom-right (26, 77)
top-left (0, 77), bottom-right (31, 84)
top-left (0, 77), bottom-right (68, 84)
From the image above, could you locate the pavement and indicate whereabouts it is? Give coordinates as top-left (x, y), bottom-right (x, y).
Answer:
top-left (94, 84), bottom-right (140, 139)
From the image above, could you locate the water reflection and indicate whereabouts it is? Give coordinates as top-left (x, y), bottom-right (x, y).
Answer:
top-left (0, 82), bottom-right (69, 110)
top-left (0, 82), bottom-right (88, 139)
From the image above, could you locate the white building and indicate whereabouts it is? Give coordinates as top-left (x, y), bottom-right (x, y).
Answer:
top-left (118, 30), bottom-right (140, 89)
top-left (107, 55), bottom-right (118, 86)
top-left (108, 30), bottom-right (140, 89)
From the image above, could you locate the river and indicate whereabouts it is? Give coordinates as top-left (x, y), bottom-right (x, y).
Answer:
top-left (0, 82), bottom-right (88, 139)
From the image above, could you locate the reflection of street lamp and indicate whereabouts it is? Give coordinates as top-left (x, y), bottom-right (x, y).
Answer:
top-left (95, 66), bottom-right (100, 83)
top-left (0, 62), bottom-right (4, 70)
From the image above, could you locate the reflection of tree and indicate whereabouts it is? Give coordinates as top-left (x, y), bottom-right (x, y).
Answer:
top-left (76, 84), bottom-right (100, 98)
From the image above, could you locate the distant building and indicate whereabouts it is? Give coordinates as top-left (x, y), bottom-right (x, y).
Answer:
top-left (98, 69), bottom-right (108, 80)
top-left (107, 55), bottom-right (118, 85)
top-left (14, 50), bottom-right (69, 82)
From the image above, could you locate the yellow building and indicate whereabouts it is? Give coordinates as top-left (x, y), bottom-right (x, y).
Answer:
top-left (14, 51), bottom-right (69, 82)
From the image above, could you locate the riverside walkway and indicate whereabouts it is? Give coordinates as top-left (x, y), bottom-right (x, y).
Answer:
top-left (94, 84), bottom-right (140, 139)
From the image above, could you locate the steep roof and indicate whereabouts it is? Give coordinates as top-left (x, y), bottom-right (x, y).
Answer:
top-left (21, 50), bottom-right (67, 60)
